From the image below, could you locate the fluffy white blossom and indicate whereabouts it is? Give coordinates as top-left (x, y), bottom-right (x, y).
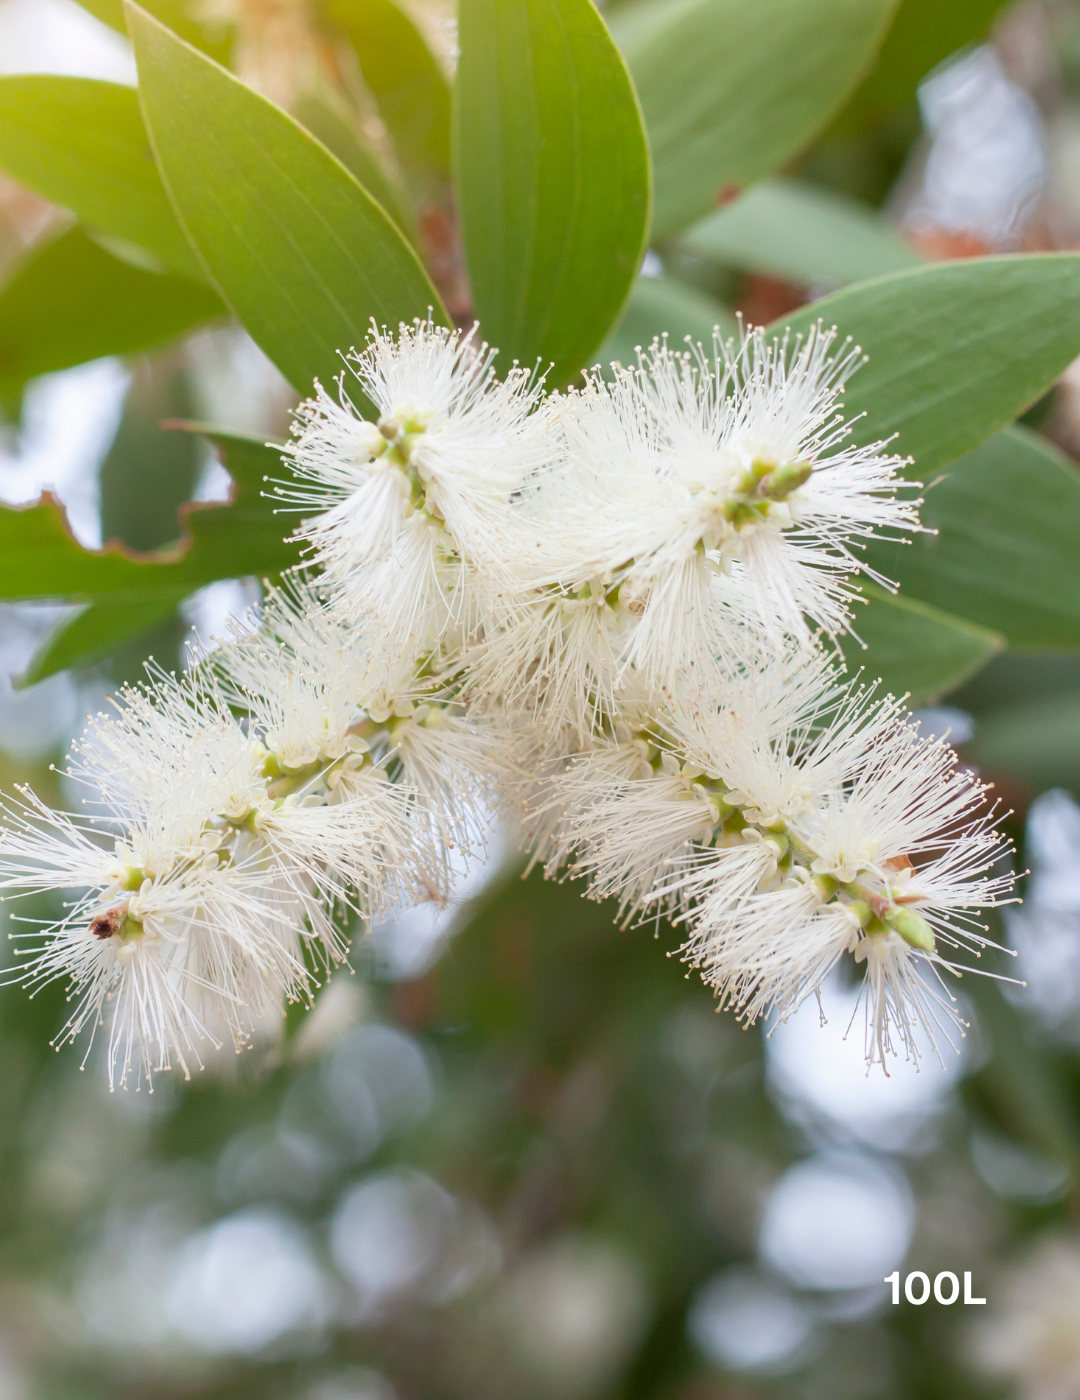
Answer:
top-left (462, 576), bottom-right (632, 742)
top-left (278, 318), bottom-right (546, 655)
top-left (0, 317), bottom-right (1019, 1083)
top-left (216, 576), bottom-right (515, 886)
top-left (543, 648), bottom-right (1014, 1068)
top-left (485, 323), bottom-right (917, 704)
top-left (0, 667), bottom-right (416, 1087)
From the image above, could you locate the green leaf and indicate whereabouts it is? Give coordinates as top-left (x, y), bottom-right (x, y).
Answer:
top-left (128, 2), bottom-right (446, 395)
top-left (98, 355), bottom-right (204, 553)
top-left (16, 428), bottom-right (301, 693)
top-left (594, 270), bottom-right (737, 373)
top-left (292, 87), bottom-right (413, 235)
top-left (680, 177), bottom-right (922, 287)
top-left (324, 0), bottom-right (451, 185)
top-left (866, 426), bottom-right (1080, 650)
top-left (0, 77), bottom-right (204, 281)
top-left (20, 596), bottom-right (184, 686)
top-left (454, 0), bottom-right (651, 382)
top-left (613, 0), bottom-right (899, 240)
top-left (74, 0), bottom-right (126, 29)
top-left (962, 970), bottom-right (1080, 1182)
top-left (0, 431), bottom-right (298, 609)
top-left (970, 691), bottom-right (1080, 795)
top-left (176, 430), bottom-right (304, 580)
top-left (951, 653), bottom-right (1080, 719)
top-left (836, 0), bottom-right (1013, 130)
top-left (779, 255), bottom-right (1080, 478)
top-left (75, 0), bottom-right (232, 62)
top-left (839, 584), bottom-right (1003, 707)
top-left (0, 227), bottom-right (222, 407)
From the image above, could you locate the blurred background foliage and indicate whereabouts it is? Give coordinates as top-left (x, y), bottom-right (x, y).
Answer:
top-left (4, 1), bottom-right (1080, 1398)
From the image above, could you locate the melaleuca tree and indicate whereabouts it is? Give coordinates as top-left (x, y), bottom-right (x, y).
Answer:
top-left (2, 0), bottom-right (1080, 1396)
top-left (0, 0), bottom-right (1078, 1081)
top-left (0, 316), bottom-right (1017, 1082)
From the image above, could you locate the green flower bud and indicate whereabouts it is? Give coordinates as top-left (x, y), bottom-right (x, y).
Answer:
top-left (886, 905), bottom-right (935, 952)
top-left (119, 911), bottom-right (145, 942)
top-left (766, 830), bottom-right (789, 860)
top-left (760, 460), bottom-right (813, 500)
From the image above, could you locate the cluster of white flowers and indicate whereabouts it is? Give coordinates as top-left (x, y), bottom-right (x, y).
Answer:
top-left (0, 319), bottom-right (1015, 1086)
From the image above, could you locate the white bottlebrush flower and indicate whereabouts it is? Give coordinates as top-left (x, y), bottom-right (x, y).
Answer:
top-left (277, 319), bottom-right (546, 654)
top-left (697, 710), bottom-right (1011, 1066)
top-left (498, 322), bottom-right (918, 695)
top-left (0, 661), bottom-right (419, 1088)
top-left (461, 576), bottom-right (633, 742)
top-left (0, 300), bottom-right (1017, 1087)
top-left (529, 652), bottom-right (832, 906)
top-left (547, 746), bottom-right (718, 925)
top-left (547, 644), bottom-right (1013, 1069)
top-left (76, 668), bottom-right (411, 948)
top-left (676, 862), bottom-right (861, 1030)
top-left (512, 672), bottom-right (672, 878)
top-left (216, 576), bottom-right (513, 889)
top-left (0, 769), bottom-right (303, 1091)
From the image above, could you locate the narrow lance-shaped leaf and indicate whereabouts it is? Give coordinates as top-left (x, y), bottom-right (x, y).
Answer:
top-left (777, 254), bottom-right (1080, 477)
top-left (838, 584), bottom-right (1003, 708)
top-left (613, 0), bottom-right (899, 240)
top-left (17, 430), bottom-right (311, 684)
top-left (127, 1), bottom-right (446, 396)
top-left (681, 178), bottom-right (922, 287)
top-left (97, 353), bottom-right (204, 555)
top-left (865, 425), bottom-right (1080, 651)
top-left (0, 432), bottom-right (298, 609)
top-left (325, 0), bottom-right (451, 188)
top-left (21, 596), bottom-right (185, 687)
top-left (76, 0), bottom-right (232, 61)
top-left (292, 87), bottom-right (413, 236)
top-left (455, 0), bottom-right (651, 382)
top-left (0, 76), bottom-right (205, 281)
top-left (0, 227), bottom-right (222, 411)
top-left (837, 0), bottom-right (1013, 129)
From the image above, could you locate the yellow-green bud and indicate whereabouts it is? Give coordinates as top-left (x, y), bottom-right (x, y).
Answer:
top-left (760, 461), bottom-right (813, 500)
top-left (886, 905), bottom-right (935, 952)
top-left (766, 830), bottom-right (789, 860)
top-left (261, 752), bottom-right (285, 781)
top-left (119, 912), bottom-right (144, 942)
